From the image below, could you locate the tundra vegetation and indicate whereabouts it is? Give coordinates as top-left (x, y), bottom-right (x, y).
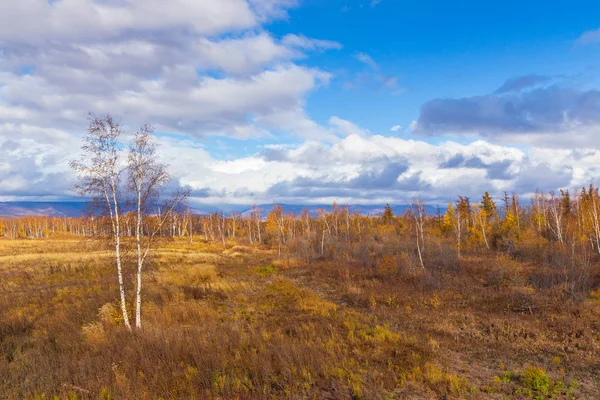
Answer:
top-left (0, 119), bottom-right (599, 399)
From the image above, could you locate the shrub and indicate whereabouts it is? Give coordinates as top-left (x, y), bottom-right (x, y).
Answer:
top-left (521, 366), bottom-right (550, 396)
top-left (256, 264), bottom-right (278, 278)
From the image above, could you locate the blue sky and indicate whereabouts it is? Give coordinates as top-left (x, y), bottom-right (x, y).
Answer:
top-left (1, 0), bottom-right (600, 205)
top-left (271, 0), bottom-right (600, 140)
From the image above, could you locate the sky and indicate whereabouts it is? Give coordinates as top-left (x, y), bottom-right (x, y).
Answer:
top-left (2, 0), bottom-right (600, 206)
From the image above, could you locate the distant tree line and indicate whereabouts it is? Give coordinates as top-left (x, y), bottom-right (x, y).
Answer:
top-left (3, 187), bottom-right (599, 256)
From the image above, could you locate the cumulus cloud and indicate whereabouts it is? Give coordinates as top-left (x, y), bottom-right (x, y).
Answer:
top-left (0, 63), bottom-right (332, 139)
top-left (0, 0), bottom-right (340, 141)
top-left (0, 116), bottom-right (592, 204)
top-left (167, 132), bottom-right (584, 205)
top-left (513, 162), bottom-right (573, 193)
top-left (439, 154), bottom-right (516, 181)
top-left (0, 0), bottom-right (301, 46)
top-left (414, 85), bottom-right (600, 146)
top-left (193, 33), bottom-right (298, 75)
top-left (0, 124), bottom-right (78, 200)
top-left (0, 0), bottom-right (258, 45)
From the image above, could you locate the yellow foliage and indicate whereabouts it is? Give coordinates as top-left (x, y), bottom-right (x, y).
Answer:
top-left (98, 303), bottom-right (121, 326)
top-left (369, 295), bottom-right (377, 309)
top-left (376, 254), bottom-right (397, 276)
top-left (428, 337), bottom-right (439, 351)
top-left (425, 294), bottom-right (441, 309)
top-left (298, 295), bottom-right (337, 317)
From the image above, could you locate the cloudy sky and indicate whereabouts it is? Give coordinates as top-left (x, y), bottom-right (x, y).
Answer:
top-left (2, 0), bottom-right (600, 206)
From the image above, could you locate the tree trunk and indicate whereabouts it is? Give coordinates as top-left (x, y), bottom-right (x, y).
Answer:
top-left (135, 181), bottom-right (143, 329)
top-left (111, 179), bottom-right (131, 330)
top-left (416, 223), bottom-right (424, 269)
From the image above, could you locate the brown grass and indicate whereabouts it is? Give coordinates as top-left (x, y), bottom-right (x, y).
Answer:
top-left (0, 238), bottom-right (598, 399)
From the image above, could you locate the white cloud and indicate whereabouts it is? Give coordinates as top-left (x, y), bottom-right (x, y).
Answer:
top-left (159, 130), bottom-right (591, 205)
top-left (109, 65), bottom-right (332, 138)
top-left (0, 115), bottom-right (594, 204)
top-left (413, 83), bottom-right (600, 148)
top-left (0, 0), bottom-right (341, 142)
top-left (390, 125), bottom-right (402, 132)
top-left (328, 117), bottom-right (369, 137)
top-left (281, 34), bottom-right (343, 51)
top-left (0, 0), bottom-right (260, 45)
top-left (355, 52), bottom-right (379, 70)
top-left (0, 124), bottom-right (78, 199)
top-left (576, 28), bottom-right (600, 45)
top-left (256, 107), bottom-right (337, 141)
top-left (249, 0), bottom-right (299, 21)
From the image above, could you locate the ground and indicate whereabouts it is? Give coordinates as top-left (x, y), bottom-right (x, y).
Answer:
top-left (0, 238), bottom-right (598, 399)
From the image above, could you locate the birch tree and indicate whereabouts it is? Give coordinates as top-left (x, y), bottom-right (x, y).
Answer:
top-left (318, 209), bottom-right (331, 257)
top-left (409, 197), bottom-right (426, 269)
top-left (547, 191), bottom-right (564, 244)
top-left (70, 115), bottom-right (132, 329)
top-left (581, 185), bottom-right (600, 253)
top-left (252, 205), bottom-right (262, 244)
top-left (127, 125), bottom-right (172, 329)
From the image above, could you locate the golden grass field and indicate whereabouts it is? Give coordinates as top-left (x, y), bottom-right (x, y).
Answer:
top-left (0, 238), bottom-right (599, 399)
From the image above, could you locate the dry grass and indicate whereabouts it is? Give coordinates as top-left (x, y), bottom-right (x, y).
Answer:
top-left (0, 238), bottom-right (598, 399)
top-left (284, 254), bottom-right (600, 399)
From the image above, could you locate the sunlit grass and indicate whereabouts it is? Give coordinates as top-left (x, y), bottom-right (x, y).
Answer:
top-left (0, 237), bottom-right (597, 399)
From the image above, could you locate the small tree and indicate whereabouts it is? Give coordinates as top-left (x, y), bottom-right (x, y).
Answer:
top-left (382, 203), bottom-right (394, 224)
top-left (409, 198), bottom-right (426, 269)
top-left (266, 204), bottom-right (285, 256)
top-left (252, 205), bottom-right (262, 243)
top-left (128, 124), bottom-right (189, 329)
top-left (70, 114), bottom-right (132, 329)
top-left (477, 192), bottom-right (496, 249)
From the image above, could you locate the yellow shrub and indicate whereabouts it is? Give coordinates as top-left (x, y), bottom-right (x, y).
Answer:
top-left (521, 366), bottom-right (550, 395)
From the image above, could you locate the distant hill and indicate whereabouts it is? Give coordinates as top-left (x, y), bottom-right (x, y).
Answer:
top-left (0, 202), bottom-right (90, 217)
top-left (0, 202), bottom-right (443, 218)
